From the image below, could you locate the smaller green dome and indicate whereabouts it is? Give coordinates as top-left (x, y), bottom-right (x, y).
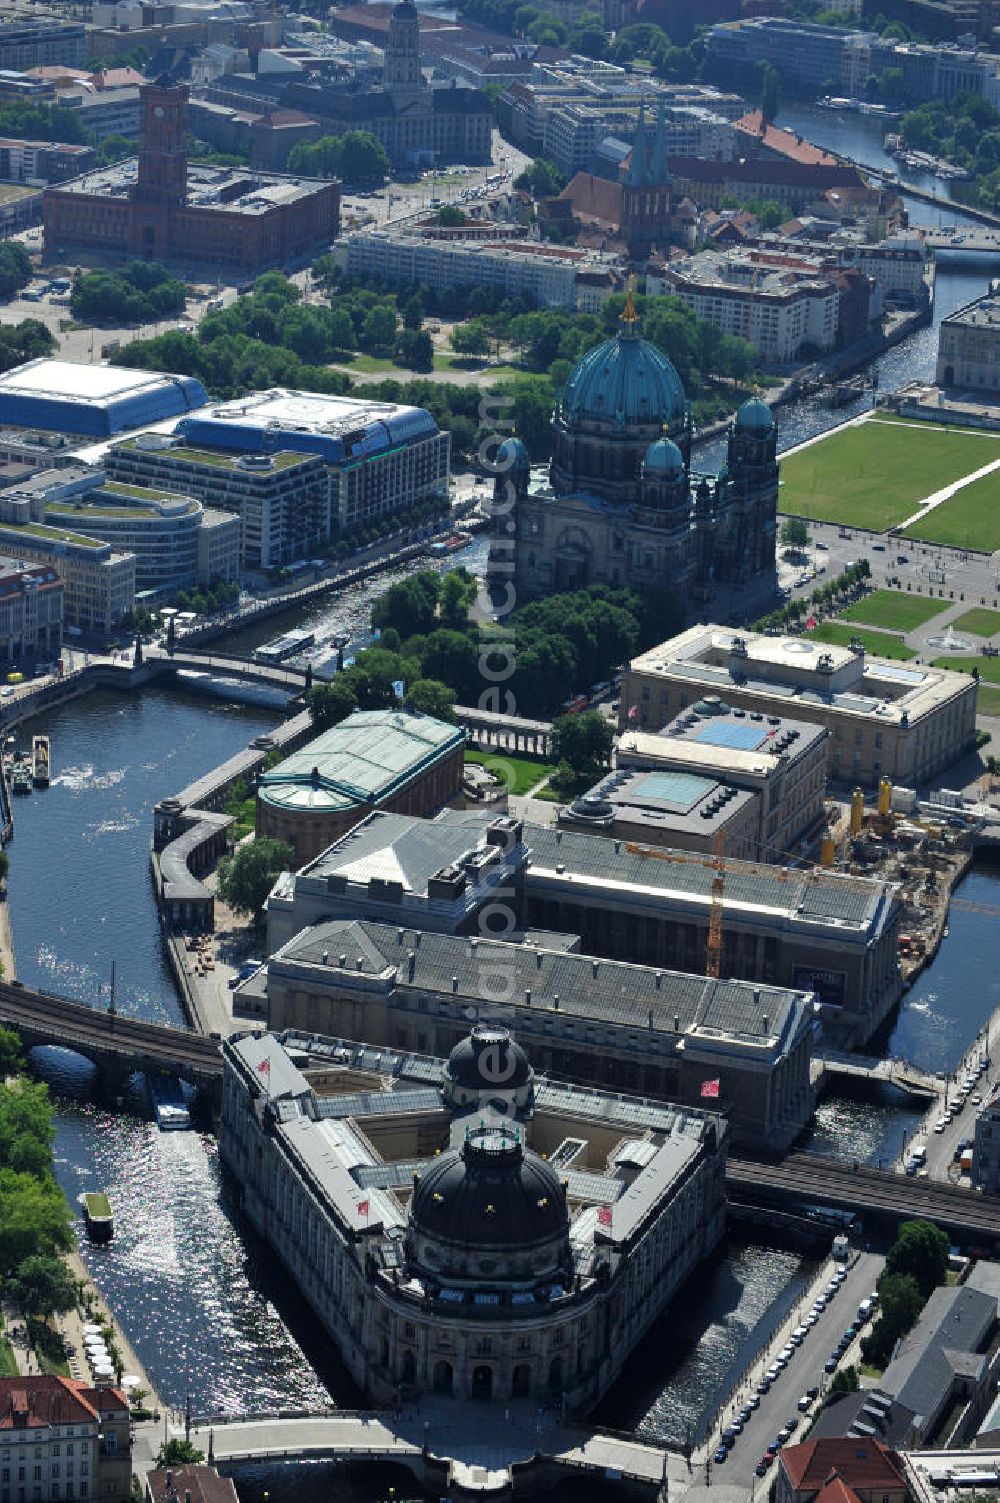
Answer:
top-left (736, 397), bottom-right (775, 434)
top-left (642, 436), bottom-right (685, 477)
top-left (496, 436), bottom-right (530, 469)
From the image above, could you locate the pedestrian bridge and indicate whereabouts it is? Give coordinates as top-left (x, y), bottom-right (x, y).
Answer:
top-left (0, 979), bottom-right (222, 1095)
top-left (814, 1049), bottom-right (941, 1101)
top-left (174, 1407), bottom-right (672, 1501)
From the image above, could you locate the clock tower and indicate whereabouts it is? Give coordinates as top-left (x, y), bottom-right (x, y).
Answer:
top-left (128, 82), bottom-right (188, 259)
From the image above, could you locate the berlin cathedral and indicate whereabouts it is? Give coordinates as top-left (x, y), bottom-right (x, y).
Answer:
top-left (486, 297), bottom-right (780, 623)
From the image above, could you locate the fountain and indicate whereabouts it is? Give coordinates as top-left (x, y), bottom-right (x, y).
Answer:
top-left (926, 623), bottom-right (974, 652)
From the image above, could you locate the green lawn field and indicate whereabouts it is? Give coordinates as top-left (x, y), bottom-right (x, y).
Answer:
top-left (465, 749), bottom-right (555, 797)
top-left (903, 466), bottom-right (1000, 551)
top-left (805, 622), bottom-right (916, 660)
top-left (951, 607), bottom-right (1000, 638)
top-left (838, 590), bottom-right (944, 633)
top-left (780, 419), bottom-right (1000, 531)
top-left (930, 655), bottom-right (1000, 715)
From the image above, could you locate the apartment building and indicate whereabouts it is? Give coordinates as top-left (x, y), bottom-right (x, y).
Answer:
top-left (340, 227), bottom-right (623, 311)
top-left (649, 249), bottom-right (840, 363)
top-left (0, 555), bottom-right (62, 662)
top-left (0, 20), bottom-right (86, 71)
top-left (0, 1377), bottom-right (132, 1503)
top-left (0, 522), bottom-right (133, 631)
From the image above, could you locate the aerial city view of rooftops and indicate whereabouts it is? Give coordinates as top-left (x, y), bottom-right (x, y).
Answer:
top-left (6, 3), bottom-right (1000, 1501)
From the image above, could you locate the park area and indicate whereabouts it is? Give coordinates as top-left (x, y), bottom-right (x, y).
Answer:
top-left (838, 590), bottom-right (943, 633)
top-left (805, 621), bottom-right (916, 660)
top-left (780, 417), bottom-right (1000, 539)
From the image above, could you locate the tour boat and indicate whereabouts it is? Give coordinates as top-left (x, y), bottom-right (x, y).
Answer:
top-left (253, 630), bottom-right (315, 666)
top-left (148, 1074), bottom-right (191, 1131)
top-left (80, 1191), bottom-right (114, 1243)
top-left (32, 735), bottom-right (49, 789)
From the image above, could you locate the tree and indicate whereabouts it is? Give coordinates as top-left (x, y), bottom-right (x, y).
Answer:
top-left (550, 710), bottom-right (614, 779)
top-left (451, 321), bottom-right (491, 357)
top-left (306, 676), bottom-right (359, 731)
top-left (438, 569), bottom-right (477, 628)
top-left (216, 839), bottom-right (294, 920)
top-left (10, 1254), bottom-right (76, 1320)
top-left (0, 1026), bottom-right (22, 1077)
top-left (372, 571), bottom-right (440, 638)
top-left (155, 1441), bottom-right (205, 1469)
top-left (780, 518), bottom-right (810, 548)
top-left (884, 1219), bottom-right (950, 1298)
top-left (0, 1169), bottom-right (73, 1276)
top-left (830, 1365), bottom-right (859, 1394)
top-left (360, 305), bottom-right (398, 356)
top-left (0, 242), bottom-right (31, 302)
top-left (862, 1272), bottom-right (923, 1368)
top-left (759, 60), bottom-right (780, 126)
top-left (513, 157), bottom-right (567, 198)
top-left (438, 204), bottom-right (467, 227)
top-left (404, 678), bottom-right (457, 721)
top-left (396, 328), bottom-right (433, 372)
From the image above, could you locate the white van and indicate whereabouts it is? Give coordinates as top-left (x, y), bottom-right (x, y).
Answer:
top-left (832, 1234), bottom-right (850, 1261)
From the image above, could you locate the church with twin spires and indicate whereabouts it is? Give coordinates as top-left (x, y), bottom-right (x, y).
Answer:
top-left (487, 297), bottom-right (780, 624)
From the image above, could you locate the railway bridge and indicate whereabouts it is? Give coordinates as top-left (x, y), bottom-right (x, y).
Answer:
top-left (727, 1153), bottom-right (1000, 1244)
top-left (0, 979), bottom-right (222, 1098)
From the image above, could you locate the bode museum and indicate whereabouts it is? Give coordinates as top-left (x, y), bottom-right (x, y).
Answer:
top-left (487, 296), bottom-right (780, 624)
top-left (221, 1023), bottom-right (727, 1411)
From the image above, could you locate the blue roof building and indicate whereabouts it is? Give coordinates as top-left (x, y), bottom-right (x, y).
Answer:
top-left (0, 359), bottom-right (208, 437)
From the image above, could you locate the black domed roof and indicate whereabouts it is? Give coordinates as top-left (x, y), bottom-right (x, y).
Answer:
top-left (446, 1026), bottom-right (531, 1093)
top-left (409, 1125), bottom-right (568, 1252)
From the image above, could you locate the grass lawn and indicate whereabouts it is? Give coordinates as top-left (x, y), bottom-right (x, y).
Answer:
top-left (838, 590), bottom-right (944, 633)
top-left (904, 468), bottom-right (1000, 551)
top-left (806, 622), bottom-right (916, 660)
top-left (465, 750), bottom-right (555, 797)
top-left (930, 654), bottom-right (1000, 715)
top-left (952, 607), bottom-right (1000, 638)
top-left (0, 1339), bottom-right (16, 1377)
top-left (27, 1319), bottom-right (70, 1378)
top-left (335, 352), bottom-right (399, 373)
top-left (780, 418), bottom-right (1000, 531)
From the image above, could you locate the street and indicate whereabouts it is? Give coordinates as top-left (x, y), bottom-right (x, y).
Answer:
top-left (697, 1250), bottom-right (884, 1492)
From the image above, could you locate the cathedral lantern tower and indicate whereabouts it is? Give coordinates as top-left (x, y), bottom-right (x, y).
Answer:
top-left (723, 396), bottom-right (779, 582)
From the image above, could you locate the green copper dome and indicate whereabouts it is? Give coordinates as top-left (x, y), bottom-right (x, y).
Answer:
top-left (642, 435), bottom-right (684, 476)
top-left (735, 396), bottom-right (775, 434)
top-left (561, 324), bottom-right (687, 433)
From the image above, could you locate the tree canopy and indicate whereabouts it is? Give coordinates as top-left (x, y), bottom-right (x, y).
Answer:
top-left (0, 319), bottom-right (55, 375)
top-left (884, 1218), bottom-right (950, 1297)
top-left (287, 130), bottom-right (390, 185)
top-left (71, 261), bottom-right (187, 326)
top-left (0, 242), bottom-right (31, 302)
top-left (550, 710), bottom-right (614, 779)
top-left (9, 1254), bottom-right (77, 1320)
top-left (216, 838), bottom-right (294, 918)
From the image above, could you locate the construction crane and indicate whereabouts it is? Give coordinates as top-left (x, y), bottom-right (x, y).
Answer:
top-left (705, 829), bottom-right (725, 980)
top-left (623, 834), bottom-right (726, 977)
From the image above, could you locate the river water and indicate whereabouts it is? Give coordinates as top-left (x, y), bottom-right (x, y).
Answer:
top-left (9, 105), bottom-right (1000, 1463)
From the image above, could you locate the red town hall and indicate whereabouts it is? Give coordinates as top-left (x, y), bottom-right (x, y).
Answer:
top-left (44, 82), bottom-right (339, 274)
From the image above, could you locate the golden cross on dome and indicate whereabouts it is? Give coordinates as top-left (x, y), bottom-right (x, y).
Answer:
top-left (621, 274), bottom-right (638, 324)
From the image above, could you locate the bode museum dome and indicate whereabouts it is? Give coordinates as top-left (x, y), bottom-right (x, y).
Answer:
top-left (487, 295), bottom-right (780, 625)
top-left (223, 1021), bottom-right (727, 1411)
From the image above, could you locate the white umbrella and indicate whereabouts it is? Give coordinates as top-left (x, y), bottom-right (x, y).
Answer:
top-left (92, 1364), bottom-right (114, 1377)
top-left (84, 1340), bottom-right (107, 1353)
top-left (121, 1375), bottom-right (140, 1388)
top-left (82, 1324), bottom-right (102, 1335)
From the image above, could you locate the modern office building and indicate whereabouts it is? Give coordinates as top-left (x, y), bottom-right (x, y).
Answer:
top-left (489, 311), bottom-right (778, 623)
top-left (0, 360), bottom-right (209, 439)
top-left (256, 708), bottom-right (467, 865)
top-left (936, 289), bottom-right (1000, 392)
top-left (165, 388), bottom-right (450, 536)
top-left (0, 555), bottom-right (62, 662)
top-left (105, 436), bottom-right (332, 569)
top-left (0, 136), bottom-right (94, 183)
top-left (220, 1024), bottom-right (728, 1411)
top-left (266, 806), bottom-right (902, 1045)
top-left (620, 625), bottom-right (979, 789)
top-left (0, 19), bottom-right (86, 70)
top-left (44, 82), bottom-right (340, 274)
top-left (0, 521), bottom-right (134, 630)
top-left (0, 1377), bottom-right (132, 1503)
top-left (562, 695), bottom-right (828, 860)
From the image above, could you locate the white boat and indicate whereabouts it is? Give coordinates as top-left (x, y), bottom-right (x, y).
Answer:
top-left (253, 629), bottom-right (315, 666)
top-left (148, 1074), bottom-right (191, 1131)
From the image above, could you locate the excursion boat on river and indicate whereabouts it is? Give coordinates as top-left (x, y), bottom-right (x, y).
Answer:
top-left (32, 735), bottom-right (49, 788)
top-left (80, 1191), bottom-right (114, 1243)
top-left (10, 760), bottom-right (31, 796)
top-left (148, 1074), bottom-right (191, 1131)
top-left (253, 629), bottom-right (315, 666)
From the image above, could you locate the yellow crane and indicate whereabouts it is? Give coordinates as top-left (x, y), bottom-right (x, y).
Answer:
top-left (705, 828), bottom-right (725, 980)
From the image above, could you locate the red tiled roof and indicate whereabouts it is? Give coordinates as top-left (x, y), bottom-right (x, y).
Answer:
top-left (780, 1438), bottom-right (906, 1493)
top-left (147, 1465), bottom-right (238, 1503)
top-left (557, 172), bottom-right (623, 229)
top-left (0, 1377), bottom-right (110, 1429)
top-left (671, 156), bottom-right (863, 189)
top-left (813, 1476), bottom-right (865, 1503)
top-left (735, 111), bottom-right (840, 167)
